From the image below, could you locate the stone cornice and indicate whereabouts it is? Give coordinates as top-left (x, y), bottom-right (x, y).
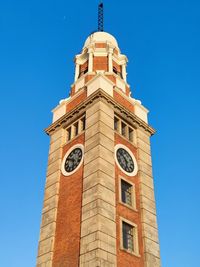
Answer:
top-left (45, 89), bottom-right (155, 136)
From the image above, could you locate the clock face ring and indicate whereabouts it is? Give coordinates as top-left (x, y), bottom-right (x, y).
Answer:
top-left (115, 144), bottom-right (138, 176)
top-left (61, 144), bottom-right (84, 176)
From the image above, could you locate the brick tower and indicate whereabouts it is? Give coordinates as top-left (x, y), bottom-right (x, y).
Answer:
top-left (36, 31), bottom-right (161, 267)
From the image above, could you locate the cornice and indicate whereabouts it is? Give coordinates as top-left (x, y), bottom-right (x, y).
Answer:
top-left (113, 54), bottom-right (128, 65)
top-left (45, 89), bottom-right (155, 136)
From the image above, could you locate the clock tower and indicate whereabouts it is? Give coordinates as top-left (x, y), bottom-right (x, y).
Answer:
top-left (36, 29), bottom-right (161, 267)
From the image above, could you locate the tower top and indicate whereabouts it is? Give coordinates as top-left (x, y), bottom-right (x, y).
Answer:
top-left (83, 31), bottom-right (118, 49)
top-left (98, 2), bottom-right (104, 31)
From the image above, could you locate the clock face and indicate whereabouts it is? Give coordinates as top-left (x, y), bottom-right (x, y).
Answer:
top-left (61, 144), bottom-right (84, 176)
top-left (116, 148), bottom-right (135, 173)
top-left (64, 148), bottom-right (83, 173)
top-left (115, 144), bottom-right (138, 176)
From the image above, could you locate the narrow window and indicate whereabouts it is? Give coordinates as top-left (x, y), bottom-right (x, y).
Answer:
top-left (113, 66), bottom-right (123, 78)
top-left (128, 128), bottom-right (134, 142)
top-left (120, 66), bottom-right (123, 79)
top-left (121, 180), bottom-right (132, 206)
top-left (113, 66), bottom-right (118, 75)
top-left (114, 117), bottom-right (119, 131)
top-left (83, 67), bottom-right (88, 74)
top-left (74, 122), bottom-right (79, 136)
top-left (67, 127), bottom-right (71, 141)
top-left (79, 67), bottom-right (88, 78)
top-left (81, 117), bottom-right (86, 131)
top-left (121, 122), bottom-right (127, 137)
top-left (122, 222), bottom-right (134, 252)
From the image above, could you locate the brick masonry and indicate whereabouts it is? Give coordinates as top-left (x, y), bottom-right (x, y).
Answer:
top-left (52, 134), bottom-right (85, 267)
top-left (115, 134), bottom-right (145, 267)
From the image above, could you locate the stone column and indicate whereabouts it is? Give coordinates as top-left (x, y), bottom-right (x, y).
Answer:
top-left (79, 100), bottom-right (116, 267)
top-left (108, 48), bottom-right (113, 73)
top-left (136, 128), bottom-right (161, 267)
top-left (36, 128), bottom-right (65, 267)
top-left (122, 64), bottom-right (127, 82)
top-left (75, 63), bottom-right (80, 82)
top-left (88, 49), bottom-right (94, 73)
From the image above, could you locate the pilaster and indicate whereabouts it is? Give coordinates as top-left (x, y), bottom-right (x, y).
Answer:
top-left (75, 63), bottom-right (80, 82)
top-left (88, 48), bottom-right (94, 72)
top-left (36, 128), bottom-right (65, 267)
top-left (122, 64), bottom-right (127, 82)
top-left (136, 128), bottom-right (161, 267)
top-left (108, 47), bottom-right (113, 72)
top-left (79, 100), bottom-right (116, 267)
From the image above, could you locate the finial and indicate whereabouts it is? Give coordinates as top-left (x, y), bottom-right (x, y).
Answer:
top-left (98, 2), bottom-right (104, 32)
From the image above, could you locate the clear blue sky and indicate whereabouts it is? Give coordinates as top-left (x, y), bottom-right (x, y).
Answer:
top-left (0, 0), bottom-right (199, 266)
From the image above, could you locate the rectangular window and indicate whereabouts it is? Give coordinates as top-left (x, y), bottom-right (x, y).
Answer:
top-left (122, 222), bottom-right (134, 252)
top-left (74, 122), bottom-right (79, 136)
top-left (67, 127), bottom-right (71, 141)
top-left (114, 117), bottom-right (119, 131)
top-left (114, 115), bottom-right (135, 144)
top-left (121, 180), bottom-right (132, 206)
top-left (128, 127), bottom-right (134, 142)
top-left (121, 122), bottom-right (127, 137)
top-left (113, 67), bottom-right (118, 75)
top-left (81, 117), bottom-right (86, 131)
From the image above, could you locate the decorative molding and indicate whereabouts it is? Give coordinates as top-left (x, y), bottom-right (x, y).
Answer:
top-left (115, 144), bottom-right (138, 177)
top-left (119, 217), bottom-right (140, 257)
top-left (113, 54), bottom-right (128, 65)
top-left (119, 175), bottom-right (137, 211)
top-left (45, 89), bottom-right (155, 136)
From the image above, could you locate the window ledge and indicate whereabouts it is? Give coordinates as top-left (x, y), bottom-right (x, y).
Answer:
top-left (120, 247), bottom-right (141, 258)
top-left (119, 201), bottom-right (138, 212)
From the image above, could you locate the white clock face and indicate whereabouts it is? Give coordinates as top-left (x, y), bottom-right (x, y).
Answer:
top-left (115, 144), bottom-right (138, 176)
top-left (61, 144), bottom-right (84, 176)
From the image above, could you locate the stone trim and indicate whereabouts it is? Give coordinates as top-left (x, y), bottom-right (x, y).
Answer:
top-left (45, 89), bottom-right (155, 136)
top-left (119, 217), bottom-right (140, 257)
top-left (61, 143), bottom-right (84, 176)
top-left (36, 129), bottom-right (65, 267)
top-left (118, 175), bottom-right (137, 211)
top-left (136, 128), bottom-right (161, 267)
top-left (79, 100), bottom-right (117, 266)
top-left (115, 144), bottom-right (138, 177)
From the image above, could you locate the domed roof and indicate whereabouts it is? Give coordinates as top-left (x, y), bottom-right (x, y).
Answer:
top-left (83, 32), bottom-right (118, 48)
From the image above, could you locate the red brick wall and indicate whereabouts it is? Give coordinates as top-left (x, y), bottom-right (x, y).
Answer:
top-left (95, 43), bottom-right (107, 48)
top-left (85, 74), bottom-right (95, 83)
top-left (115, 134), bottom-right (145, 267)
top-left (66, 90), bottom-right (87, 113)
top-left (52, 134), bottom-right (85, 267)
top-left (113, 90), bottom-right (134, 113)
top-left (93, 56), bottom-right (108, 72)
top-left (80, 61), bottom-right (88, 73)
top-left (106, 74), bottom-right (116, 84)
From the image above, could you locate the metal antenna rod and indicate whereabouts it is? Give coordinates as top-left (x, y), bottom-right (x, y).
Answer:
top-left (98, 2), bottom-right (104, 32)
